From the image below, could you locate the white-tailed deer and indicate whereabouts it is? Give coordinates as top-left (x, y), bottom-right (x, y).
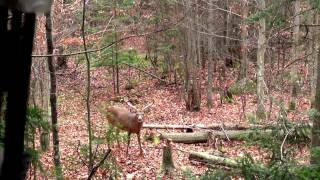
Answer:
top-left (106, 100), bottom-right (154, 156)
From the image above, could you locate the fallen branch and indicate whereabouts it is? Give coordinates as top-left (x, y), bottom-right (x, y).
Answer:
top-left (122, 62), bottom-right (167, 83)
top-left (189, 151), bottom-right (266, 173)
top-left (189, 151), bottom-right (238, 168)
top-left (87, 149), bottom-right (112, 180)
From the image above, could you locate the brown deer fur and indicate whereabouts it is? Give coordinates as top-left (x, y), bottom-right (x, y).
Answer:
top-left (106, 106), bottom-right (144, 156)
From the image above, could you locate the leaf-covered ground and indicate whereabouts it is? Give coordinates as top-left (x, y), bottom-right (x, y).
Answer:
top-left (39, 60), bottom-right (311, 179)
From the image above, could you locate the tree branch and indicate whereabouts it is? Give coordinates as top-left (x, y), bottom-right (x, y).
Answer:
top-left (32, 17), bottom-right (184, 58)
top-left (87, 149), bottom-right (112, 180)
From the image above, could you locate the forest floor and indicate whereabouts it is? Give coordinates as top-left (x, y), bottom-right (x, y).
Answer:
top-left (40, 59), bottom-right (311, 179)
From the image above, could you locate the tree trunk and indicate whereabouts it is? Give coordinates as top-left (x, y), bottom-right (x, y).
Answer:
top-left (81, 0), bottom-right (93, 173)
top-left (184, 0), bottom-right (201, 112)
top-left (256, 0), bottom-right (266, 120)
top-left (239, 0), bottom-right (249, 80)
top-left (207, 0), bottom-right (214, 109)
top-left (161, 140), bottom-right (175, 175)
top-left (311, 14), bottom-right (320, 165)
top-left (224, 0), bottom-right (230, 68)
top-left (311, 14), bottom-right (319, 107)
top-left (45, 12), bottom-right (64, 179)
top-left (289, 0), bottom-right (300, 110)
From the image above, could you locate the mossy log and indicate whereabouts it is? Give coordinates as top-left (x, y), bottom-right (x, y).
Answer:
top-left (189, 152), bottom-right (266, 172)
top-left (189, 152), bottom-right (238, 167)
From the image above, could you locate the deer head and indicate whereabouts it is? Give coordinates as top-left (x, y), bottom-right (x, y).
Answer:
top-left (126, 100), bottom-right (154, 122)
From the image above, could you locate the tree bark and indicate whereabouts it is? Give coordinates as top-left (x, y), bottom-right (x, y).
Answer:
top-left (81, 0), bottom-right (93, 173)
top-left (311, 13), bottom-right (319, 107)
top-left (311, 13), bottom-right (320, 165)
top-left (184, 0), bottom-right (201, 112)
top-left (189, 151), bottom-right (238, 167)
top-left (207, 0), bottom-right (214, 109)
top-left (256, 0), bottom-right (266, 120)
top-left (160, 132), bottom-right (210, 143)
top-left (143, 123), bottom-right (252, 130)
top-left (289, 0), bottom-right (300, 110)
top-left (189, 151), bottom-right (266, 172)
top-left (239, 0), bottom-right (249, 80)
top-left (161, 140), bottom-right (175, 175)
top-left (45, 12), bottom-right (64, 179)
top-left (160, 130), bottom-right (274, 143)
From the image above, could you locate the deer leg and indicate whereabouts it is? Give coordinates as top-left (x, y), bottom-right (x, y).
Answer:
top-left (137, 132), bottom-right (143, 156)
top-left (126, 132), bottom-right (131, 155)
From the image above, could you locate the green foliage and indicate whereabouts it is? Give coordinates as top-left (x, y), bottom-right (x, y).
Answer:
top-left (308, 108), bottom-right (320, 119)
top-left (270, 14), bottom-right (286, 27)
top-left (105, 124), bottom-right (128, 146)
top-left (25, 107), bottom-right (50, 144)
top-left (237, 153), bottom-right (299, 180)
top-left (246, 112), bottom-right (258, 124)
top-left (27, 148), bottom-right (49, 177)
top-left (289, 100), bottom-right (296, 111)
top-left (256, 104), bottom-right (266, 120)
top-left (96, 150), bottom-right (122, 178)
top-left (93, 48), bottom-right (149, 68)
top-left (153, 136), bottom-right (161, 145)
top-left (310, 0), bottom-right (320, 10)
top-left (247, 7), bottom-right (273, 24)
top-left (229, 78), bottom-right (256, 96)
top-left (200, 170), bottom-right (233, 180)
top-left (181, 167), bottom-right (197, 180)
top-left (295, 164), bottom-right (320, 180)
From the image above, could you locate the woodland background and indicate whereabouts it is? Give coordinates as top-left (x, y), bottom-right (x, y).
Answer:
top-left (4, 0), bottom-right (320, 179)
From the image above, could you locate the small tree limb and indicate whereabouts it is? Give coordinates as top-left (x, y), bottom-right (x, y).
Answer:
top-left (87, 149), bottom-right (112, 180)
top-left (122, 62), bottom-right (167, 83)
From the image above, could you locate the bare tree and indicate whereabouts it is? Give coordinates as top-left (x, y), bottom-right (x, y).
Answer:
top-left (207, 0), bottom-right (215, 109)
top-left (45, 12), bottom-right (64, 179)
top-left (240, 0), bottom-right (249, 80)
top-left (256, 0), bottom-right (266, 120)
top-left (289, 0), bottom-right (300, 110)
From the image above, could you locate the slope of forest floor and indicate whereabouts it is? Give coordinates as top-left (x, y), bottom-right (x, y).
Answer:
top-left (40, 60), bottom-right (311, 179)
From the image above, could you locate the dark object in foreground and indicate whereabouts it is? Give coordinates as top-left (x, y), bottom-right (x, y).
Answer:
top-left (0, 7), bottom-right (36, 179)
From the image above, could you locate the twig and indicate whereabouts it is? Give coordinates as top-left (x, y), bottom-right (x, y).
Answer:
top-left (87, 149), bottom-right (112, 180)
top-left (280, 126), bottom-right (296, 161)
top-left (81, 0), bottom-right (93, 171)
top-left (77, 141), bottom-right (88, 167)
top-left (219, 124), bottom-right (230, 141)
top-left (122, 62), bottom-right (167, 83)
top-left (32, 17), bottom-right (185, 58)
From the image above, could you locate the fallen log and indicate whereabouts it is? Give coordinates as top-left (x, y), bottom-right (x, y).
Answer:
top-left (160, 132), bottom-right (210, 143)
top-left (189, 151), bottom-right (238, 167)
top-left (144, 123), bottom-right (251, 130)
top-left (160, 130), bottom-right (273, 143)
top-left (143, 122), bottom-right (312, 131)
top-left (189, 151), bottom-right (266, 172)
